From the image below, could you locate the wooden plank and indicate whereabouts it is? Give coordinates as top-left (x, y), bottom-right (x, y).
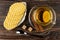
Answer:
top-left (0, 1), bottom-right (59, 40)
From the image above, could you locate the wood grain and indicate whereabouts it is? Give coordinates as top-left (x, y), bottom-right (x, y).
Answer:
top-left (0, 0), bottom-right (60, 40)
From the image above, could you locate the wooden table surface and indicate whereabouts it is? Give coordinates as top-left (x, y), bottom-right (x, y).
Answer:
top-left (0, 0), bottom-right (60, 40)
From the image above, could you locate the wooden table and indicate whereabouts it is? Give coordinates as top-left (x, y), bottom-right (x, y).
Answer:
top-left (0, 0), bottom-right (60, 40)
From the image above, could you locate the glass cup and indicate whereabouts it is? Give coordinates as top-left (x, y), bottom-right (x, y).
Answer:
top-left (28, 6), bottom-right (56, 36)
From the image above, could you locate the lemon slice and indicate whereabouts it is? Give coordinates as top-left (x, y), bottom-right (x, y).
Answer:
top-left (4, 2), bottom-right (26, 30)
top-left (43, 11), bottom-right (51, 23)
